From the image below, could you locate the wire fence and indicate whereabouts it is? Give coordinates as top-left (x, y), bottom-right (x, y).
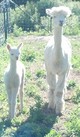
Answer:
top-left (0, 1), bottom-right (5, 45)
top-left (0, 0), bottom-right (11, 45)
top-left (0, 0), bottom-right (53, 45)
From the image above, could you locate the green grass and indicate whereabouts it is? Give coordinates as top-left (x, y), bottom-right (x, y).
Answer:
top-left (66, 107), bottom-right (80, 137)
top-left (71, 40), bottom-right (80, 70)
top-left (0, 35), bottom-right (80, 137)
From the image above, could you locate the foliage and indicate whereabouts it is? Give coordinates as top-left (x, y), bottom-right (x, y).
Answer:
top-left (66, 107), bottom-right (80, 137)
top-left (64, 15), bottom-right (80, 35)
top-left (45, 130), bottom-right (61, 137)
top-left (71, 40), bottom-right (80, 70)
top-left (9, 0), bottom-right (80, 34)
top-left (13, 24), bottom-right (23, 37)
top-left (11, 0), bottom-right (40, 7)
top-left (11, 5), bottom-right (36, 31)
top-left (72, 86), bottom-right (80, 104)
top-left (67, 80), bottom-right (76, 90)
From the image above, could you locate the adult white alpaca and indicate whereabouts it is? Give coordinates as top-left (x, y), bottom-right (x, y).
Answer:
top-left (4, 43), bottom-right (25, 119)
top-left (44, 6), bottom-right (72, 115)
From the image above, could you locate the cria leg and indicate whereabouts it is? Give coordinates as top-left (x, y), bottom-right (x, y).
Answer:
top-left (19, 84), bottom-right (24, 112)
top-left (10, 88), bottom-right (18, 119)
top-left (19, 71), bottom-right (24, 112)
top-left (47, 72), bottom-right (56, 110)
top-left (6, 88), bottom-right (12, 118)
top-left (55, 73), bottom-right (66, 115)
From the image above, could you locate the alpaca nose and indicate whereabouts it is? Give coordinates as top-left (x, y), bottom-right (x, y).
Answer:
top-left (16, 56), bottom-right (18, 60)
top-left (59, 20), bottom-right (63, 26)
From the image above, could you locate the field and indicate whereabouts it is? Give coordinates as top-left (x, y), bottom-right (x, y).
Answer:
top-left (0, 35), bottom-right (80, 137)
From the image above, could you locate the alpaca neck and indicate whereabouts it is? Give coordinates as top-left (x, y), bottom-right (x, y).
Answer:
top-left (10, 59), bottom-right (17, 73)
top-left (54, 26), bottom-right (63, 47)
top-left (54, 26), bottom-right (63, 58)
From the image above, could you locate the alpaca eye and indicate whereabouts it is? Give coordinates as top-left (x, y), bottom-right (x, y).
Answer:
top-left (64, 15), bottom-right (66, 18)
top-left (11, 53), bottom-right (13, 55)
top-left (54, 16), bottom-right (56, 18)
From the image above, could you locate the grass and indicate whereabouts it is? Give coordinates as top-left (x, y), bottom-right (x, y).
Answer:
top-left (66, 107), bottom-right (80, 137)
top-left (0, 35), bottom-right (80, 137)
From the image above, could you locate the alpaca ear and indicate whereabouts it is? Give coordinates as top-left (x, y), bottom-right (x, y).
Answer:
top-left (17, 43), bottom-right (23, 50)
top-left (46, 9), bottom-right (51, 16)
top-left (67, 10), bottom-right (72, 17)
top-left (46, 7), bottom-right (56, 17)
top-left (7, 44), bottom-right (11, 51)
top-left (64, 7), bottom-right (72, 17)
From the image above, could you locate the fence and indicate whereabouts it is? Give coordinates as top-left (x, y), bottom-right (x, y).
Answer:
top-left (0, 1), bottom-right (5, 45)
top-left (0, 0), bottom-right (11, 45)
top-left (0, 0), bottom-right (53, 45)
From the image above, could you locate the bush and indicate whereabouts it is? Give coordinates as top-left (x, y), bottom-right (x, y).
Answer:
top-left (64, 15), bottom-right (80, 35)
top-left (11, 5), bottom-right (36, 31)
top-left (10, 1), bottom-right (80, 35)
top-left (13, 24), bottom-right (23, 36)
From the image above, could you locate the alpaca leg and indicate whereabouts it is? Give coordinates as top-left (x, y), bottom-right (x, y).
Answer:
top-left (6, 88), bottom-right (12, 118)
top-left (65, 70), bottom-right (69, 93)
top-left (19, 71), bottom-right (24, 112)
top-left (47, 72), bottom-right (56, 110)
top-left (10, 88), bottom-right (18, 119)
top-left (19, 84), bottom-right (24, 112)
top-left (55, 73), bottom-right (66, 115)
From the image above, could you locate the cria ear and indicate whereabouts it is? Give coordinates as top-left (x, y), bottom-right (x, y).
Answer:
top-left (17, 43), bottom-right (23, 50)
top-left (7, 44), bottom-right (11, 51)
top-left (67, 9), bottom-right (72, 17)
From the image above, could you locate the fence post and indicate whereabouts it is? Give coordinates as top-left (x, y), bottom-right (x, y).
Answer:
top-left (3, 0), bottom-right (9, 42)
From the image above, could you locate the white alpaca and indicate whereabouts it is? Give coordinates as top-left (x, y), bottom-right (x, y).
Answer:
top-left (4, 43), bottom-right (25, 119)
top-left (44, 6), bottom-right (72, 115)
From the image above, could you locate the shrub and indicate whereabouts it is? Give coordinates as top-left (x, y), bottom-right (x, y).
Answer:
top-left (64, 15), bottom-right (80, 35)
top-left (13, 24), bottom-right (23, 36)
top-left (10, 1), bottom-right (80, 35)
top-left (11, 5), bottom-right (36, 31)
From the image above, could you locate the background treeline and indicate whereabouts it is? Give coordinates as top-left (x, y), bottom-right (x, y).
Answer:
top-left (10, 0), bottom-right (80, 6)
top-left (8, 0), bottom-right (80, 35)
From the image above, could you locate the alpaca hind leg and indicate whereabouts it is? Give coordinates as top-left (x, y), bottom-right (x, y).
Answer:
top-left (55, 73), bottom-right (66, 115)
top-left (19, 83), bottom-right (24, 112)
top-left (6, 88), bottom-right (12, 118)
top-left (19, 71), bottom-right (24, 112)
top-left (10, 88), bottom-right (18, 119)
top-left (47, 72), bottom-right (56, 110)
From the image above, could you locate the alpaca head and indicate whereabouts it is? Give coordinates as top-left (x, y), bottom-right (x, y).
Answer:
top-left (46, 6), bottom-right (71, 27)
top-left (7, 43), bottom-right (23, 61)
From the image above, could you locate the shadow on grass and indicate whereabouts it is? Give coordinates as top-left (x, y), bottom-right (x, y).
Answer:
top-left (0, 117), bottom-right (12, 136)
top-left (14, 96), bottom-right (57, 137)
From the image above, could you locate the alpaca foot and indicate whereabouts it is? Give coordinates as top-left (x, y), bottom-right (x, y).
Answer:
top-left (55, 101), bottom-right (65, 116)
top-left (48, 103), bottom-right (55, 112)
top-left (56, 112), bottom-right (63, 116)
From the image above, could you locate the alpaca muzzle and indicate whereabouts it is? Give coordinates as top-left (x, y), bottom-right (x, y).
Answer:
top-left (59, 20), bottom-right (64, 26)
top-left (16, 57), bottom-right (18, 60)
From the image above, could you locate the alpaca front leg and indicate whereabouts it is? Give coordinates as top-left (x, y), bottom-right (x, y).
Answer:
top-left (10, 88), bottom-right (18, 119)
top-left (55, 74), bottom-right (66, 115)
top-left (47, 73), bottom-right (56, 110)
top-left (48, 87), bottom-right (55, 110)
top-left (55, 90), bottom-right (65, 115)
